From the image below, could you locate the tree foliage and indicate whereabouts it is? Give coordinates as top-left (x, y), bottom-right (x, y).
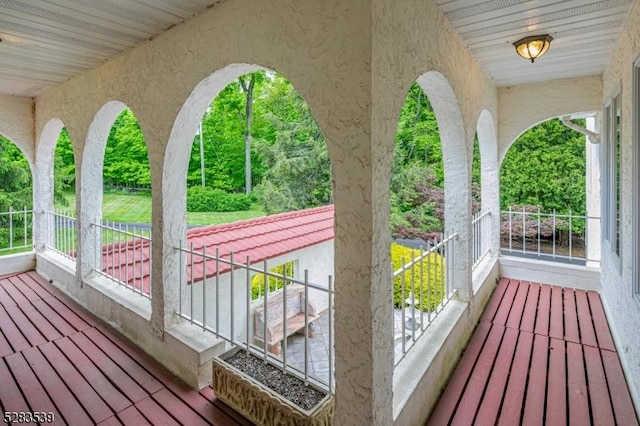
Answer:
top-left (0, 135), bottom-right (32, 210)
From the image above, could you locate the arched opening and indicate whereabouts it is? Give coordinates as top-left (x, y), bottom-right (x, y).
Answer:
top-left (390, 71), bottom-right (470, 361)
top-left (0, 134), bottom-right (33, 254)
top-left (165, 64), bottom-right (334, 389)
top-left (500, 117), bottom-right (597, 265)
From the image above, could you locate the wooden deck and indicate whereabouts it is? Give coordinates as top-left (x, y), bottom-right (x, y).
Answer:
top-left (0, 271), bottom-right (252, 426)
top-left (428, 278), bottom-right (639, 426)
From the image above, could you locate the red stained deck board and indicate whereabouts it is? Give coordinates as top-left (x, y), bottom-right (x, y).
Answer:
top-left (521, 333), bottom-right (549, 426)
top-left (135, 396), bottom-right (180, 426)
top-left (563, 289), bottom-right (580, 344)
top-left (566, 342), bottom-right (590, 425)
top-left (534, 285), bottom-right (551, 336)
top-left (450, 325), bottom-right (506, 426)
top-left (601, 349), bottom-right (640, 425)
top-left (97, 416), bottom-right (123, 426)
top-left (83, 327), bottom-right (163, 394)
top-left (198, 386), bottom-right (255, 426)
top-left (4, 352), bottom-right (65, 426)
top-left (69, 332), bottom-right (149, 404)
top-left (151, 388), bottom-right (211, 426)
top-left (583, 345), bottom-right (615, 425)
top-left (117, 405), bottom-right (153, 426)
top-left (31, 298), bottom-right (77, 336)
top-left (506, 281), bottom-right (529, 329)
top-left (497, 330), bottom-right (534, 426)
top-left (4, 305), bottom-right (47, 347)
top-left (54, 337), bottom-right (132, 414)
top-left (549, 286), bottom-right (564, 340)
top-left (427, 321), bottom-right (492, 425)
top-left (575, 290), bottom-right (598, 348)
top-left (0, 358), bottom-right (31, 415)
top-left (475, 327), bottom-right (520, 425)
top-left (492, 281), bottom-right (519, 326)
top-left (0, 282), bottom-right (18, 308)
top-left (18, 272), bottom-right (54, 300)
top-left (480, 278), bottom-right (509, 323)
top-left (587, 292), bottom-right (616, 352)
top-left (546, 338), bottom-right (567, 426)
top-left (7, 274), bottom-right (42, 302)
top-left (520, 283), bottom-right (540, 333)
top-left (42, 296), bottom-right (93, 332)
top-left (0, 305), bottom-right (30, 352)
top-left (39, 341), bottom-right (114, 424)
top-left (0, 277), bottom-right (30, 306)
top-left (0, 329), bottom-right (13, 357)
top-left (21, 346), bottom-right (94, 425)
top-left (14, 304), bottom-right (63, 342)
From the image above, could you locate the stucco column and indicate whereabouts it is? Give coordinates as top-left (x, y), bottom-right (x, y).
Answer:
top-left (586, 115), bottom-right (601, 267)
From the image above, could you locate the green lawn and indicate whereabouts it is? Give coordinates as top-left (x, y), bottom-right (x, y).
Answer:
top-left (57, 191), bottom-right (265, 226)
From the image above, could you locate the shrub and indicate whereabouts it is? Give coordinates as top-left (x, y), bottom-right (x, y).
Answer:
top-left (186, 186), bottom-right (251, 212)
top-left (251, 261), bottom-right (295, 300)
top-left (391, 242), bottom-right (445, 312)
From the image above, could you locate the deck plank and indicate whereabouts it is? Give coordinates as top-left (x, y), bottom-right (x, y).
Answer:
top-left (492, 281), bottom-right (518, 326)
top-left (497, 330), bottom-right (534, 426)
top-left (583, 345), bottom-right (615, 425)
top-left (151, 388), bottom-right (211, 426)
top-left (506, 281), bottom-right (529, 329)
top-left (475, 327), bottom-right (519, 425)
top-left (587, 292), bottom-right (616, 352)
top-left (18, 272), bottom-right (55, 300)
top-left (0, 305), bottom-right (31, 352)
top-left (4, 305), bottom-right (47, 347)
top-left (31, 298), bottom-right (77, 336)
top-left (0, 358), bottom-right (31, 415)
top-left (0, 277), bottom-right (30, 306)
top-left (117, 405), bottom-right (153, 426)
top-left (566, 342), bottom-right (590, 425)
top-left (15, 304), bottom-right (63, 342)
top-left (480, 278), bottom-right (509, 323)
top-left (135, 396), bottom-right (181, 426)
top-left (21, 346), bottom-right (94, 425)
top-left (39, 340), bottom-right (115, 424)
top-left (450, 325), bottom-right (506, 426)
top-left (575, 290), bottom-right (598, 348)
top-left (563, 288), bottom-right (580, 344)
top-left (546, 338), bottom-right (567, 426)
top-left (4, 352), bottom-right (65, 426)
top-left (69, 332), bottom-right (149, 404)
top-left (54, 337), bottom-right (132, 413)
top-left (0, 329), bottom-right (13, 357)
top-left (534, 285), bottom-right (551, 336)
top-left (601, 349), bottom-right (640, 425)
top-left (0, 281), bottom-right (18, 308)
top-left (521, 333), bottom-right (549, 426)
top-left (549, 286), bottom-right (564, 340)
top-left (426, 321), bottom-right (492, 425)
top-left (7, 274), bottom-right (42, 302)
top-left (41, 296), bottom-right (93, 332)
top-left (520, 283), bottom-right (539, 333)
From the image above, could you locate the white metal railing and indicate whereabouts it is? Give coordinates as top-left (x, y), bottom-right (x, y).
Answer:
top-left (472, 210), bottom-right (491, 269)
top-left (501, 207), bottom-right (600, 265)
top-left (44, 209), bottom-right (77, 259)
top-left (0, 207), bottom-right (33, 253)
top-left (393, 233), bottom-right (457, 366)
top-left (175, 243), bottom-right (334, 394)
top-left (92, 221), bottom-right (152, 298)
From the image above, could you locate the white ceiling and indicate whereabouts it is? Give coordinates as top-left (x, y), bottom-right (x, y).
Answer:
top-left (436, 0), bottom-right (635, 86)
top-left (0, 0), bottom-right (220, 97)
top-left (0, 0), bottom-right (636, 97)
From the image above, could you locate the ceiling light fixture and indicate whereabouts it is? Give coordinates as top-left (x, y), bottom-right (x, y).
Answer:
top-left (513, 34), bottom-right (553, 63)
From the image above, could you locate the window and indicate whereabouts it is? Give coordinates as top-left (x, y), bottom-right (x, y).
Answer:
top-left (603, 87), bottom-right (622, 264)
top-left (633, 58), bottom-right (640, 296)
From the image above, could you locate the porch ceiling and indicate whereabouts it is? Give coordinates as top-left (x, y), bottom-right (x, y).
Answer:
top-left (0, 0), bottom-right (220, 97)
top-left (436, 0), bottom-right (635, 86)
top-left (0, 1), bottom-right (635, 97)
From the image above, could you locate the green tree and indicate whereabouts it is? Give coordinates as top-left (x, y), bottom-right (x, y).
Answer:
top-left (500, 119), bottom-right (586, 214)
top-left (0, 135), bottom-right (32, 210)
top-left (104, 109), bottom-right (150, 188)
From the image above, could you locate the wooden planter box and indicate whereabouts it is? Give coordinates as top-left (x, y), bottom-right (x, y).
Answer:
top-left (212, 348), bottom-right (334, 426)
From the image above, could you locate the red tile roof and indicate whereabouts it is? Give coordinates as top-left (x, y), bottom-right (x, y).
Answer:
top-left (101, 205), bottom-right (335, 293)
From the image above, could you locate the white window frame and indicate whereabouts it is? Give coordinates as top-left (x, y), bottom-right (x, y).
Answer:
top-left (633, 57), bottom-right (640, 297)
top-left (603, 85), bottom-right (622, 270)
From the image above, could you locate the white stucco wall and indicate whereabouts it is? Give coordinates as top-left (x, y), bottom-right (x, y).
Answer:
top-left (24, 0), bottom-right (500, 423)
top-left (600, 0), bottom-right (640, 409)
top-left (0, 95), bottom-right (34, 165)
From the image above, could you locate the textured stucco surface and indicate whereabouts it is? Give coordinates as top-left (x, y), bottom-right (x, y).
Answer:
top-left (18, 0), bottom-right (504, 423)
top-left (0, 95), bottom-right (34, 166)
top-left (600, 0), bottom-right (640, 409)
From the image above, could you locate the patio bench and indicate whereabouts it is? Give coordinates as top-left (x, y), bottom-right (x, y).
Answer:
top-left (253, 285), bottom-right (318, 356)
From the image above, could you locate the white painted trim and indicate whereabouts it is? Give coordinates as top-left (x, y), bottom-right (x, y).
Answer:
top-left (499, 256), bottom-right (601, 291)
top-left (633, 56), bottom-right (640, 298)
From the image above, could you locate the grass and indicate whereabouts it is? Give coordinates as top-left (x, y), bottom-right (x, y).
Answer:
top-left (57, 191), bottom-right (265, 226)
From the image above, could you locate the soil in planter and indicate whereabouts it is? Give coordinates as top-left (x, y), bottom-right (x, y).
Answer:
top-left (225, 350), bottom-right (327, 411)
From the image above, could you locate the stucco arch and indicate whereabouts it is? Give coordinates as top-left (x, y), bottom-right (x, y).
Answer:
top-left (415, 70), bottom-right (471, 297)
top-left (159, 63), bottom-right (332, 329)
top-left (33, 118), bottom-right (66, 249)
